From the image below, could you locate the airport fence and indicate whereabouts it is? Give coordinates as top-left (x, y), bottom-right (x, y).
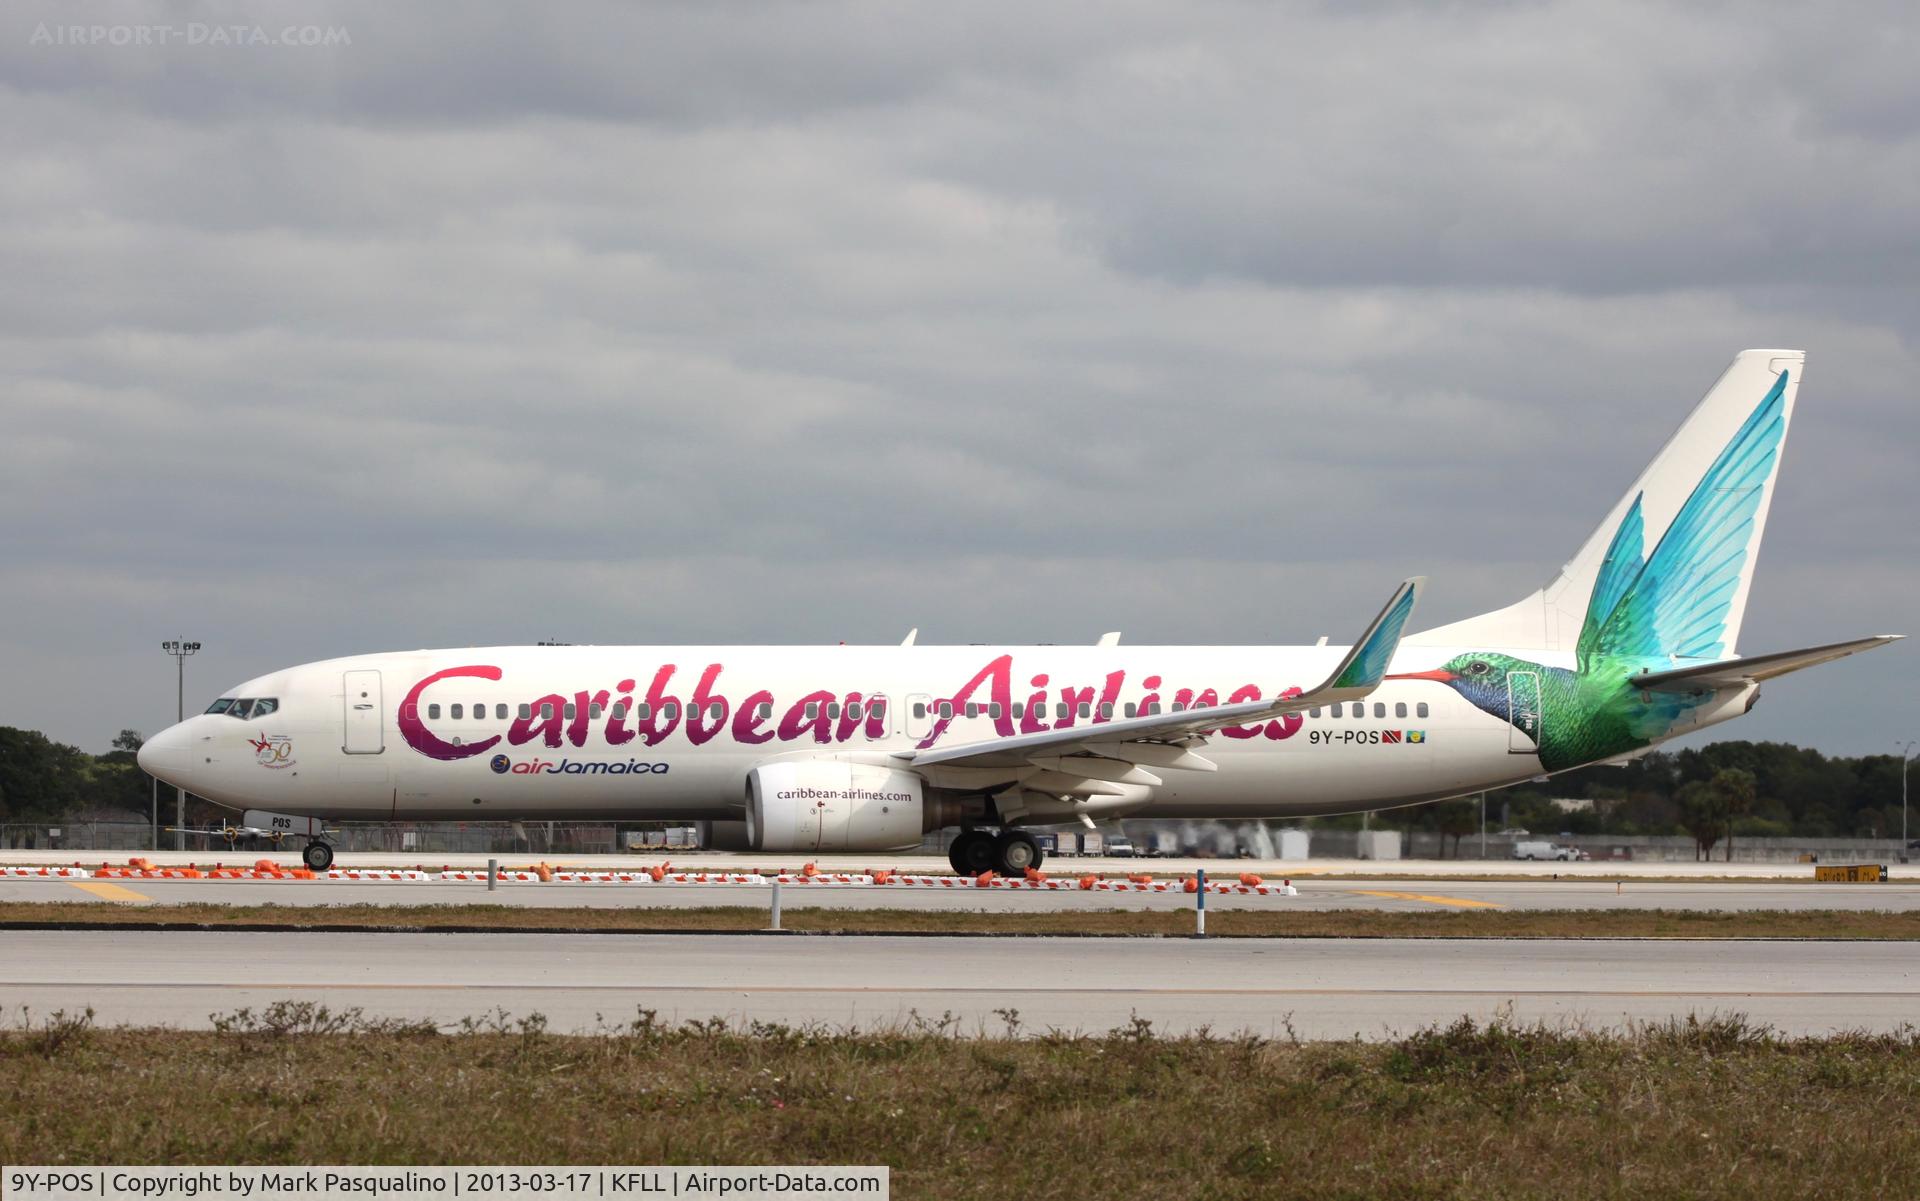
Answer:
top-left (3, 820), bottom-right (1910, 864)
top-left (0, 820), bottom-right (698, 856)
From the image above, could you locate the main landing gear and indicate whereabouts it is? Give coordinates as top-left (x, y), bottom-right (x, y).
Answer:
top-left (947, 829), bottom-right (1044, 876)
top-left (301, 840), bottom-right (335, 872)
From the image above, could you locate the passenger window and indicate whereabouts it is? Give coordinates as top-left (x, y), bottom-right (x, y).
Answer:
top-left (519, 704), bottom-right (532, 720)
top-left (1013, 702), bottom-right (1025, 719)
top-left (564, 703), bottom-right (576, 720)
top-left (1056, 702), bottom-right (1069, 719)
top-left (1099, 702), bottom-right (1112, 719)
top-left (1374, 703), bottom-right (1386, 718)
top-left (496, 704), bottom-right (508, 720)
top-left (428, 704), bottom-right (441, 719)
top-left (1417, 702), bottom-right (1430, 718)
top-left (848, 702), bottom-right (863, 721)
top-left (758, 702), bottom-right (773, 720)
top-left (912, 702), bottom-right (926, 719)
top-left (938, 701), bottom-right (953, 719)
top-left (1125, 702), bottom-right (1137, 718)
top-left (1395, 702), bottom-right (1408, 718)
top-left (1309, 708), bottom-right (1321, 718)
top-left (1078, 702), bottom-right (1091, 719)
top-left (965, 703), bottom-right (978, 719)
top-left (828, 702), bottom-right (841, 720)
top-left (870, 699), bottom-right (886, 722)
top-left (1331, 703), bottom-right (1343, 718)
top-left (590, 704), bottom-right (603, 719)
top-left (474, 703), bottom-right (486, 720)
top-left (1171, 701), bottom-right (1185, 713)
top-left (709, 702), bottom-right (722, 720)
top-left (450, 704), bottom-right (463, 719)
top-left (989, 702), bottom-right (1003, 720)
top-left (805, 702), bottom-right (819, 720)
top-left (662, 703), bottom-right (678, 720)
top-left (636, 703), bottom-right (652, 720)
top-left (1149, 702), bottom-right (1162, 715)
top-left (541, 703), bottom-right (555, 720)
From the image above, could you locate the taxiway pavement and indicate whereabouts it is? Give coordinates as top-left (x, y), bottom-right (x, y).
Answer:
top-left (6, 876), bottom-right (1919, 913)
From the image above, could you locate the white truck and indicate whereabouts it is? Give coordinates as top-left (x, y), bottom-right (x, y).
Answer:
top-left (1512, 840), bottom-right (1585, 861)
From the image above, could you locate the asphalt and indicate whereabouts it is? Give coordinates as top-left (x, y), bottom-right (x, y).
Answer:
top-left (8, 876), bottom-right (1920, 913)
top-left (4, 930), bottom-right (1913, 1038)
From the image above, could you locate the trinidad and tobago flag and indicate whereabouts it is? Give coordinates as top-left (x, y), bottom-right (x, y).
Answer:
top-left (1381, 730), bottom-right (1402, 744)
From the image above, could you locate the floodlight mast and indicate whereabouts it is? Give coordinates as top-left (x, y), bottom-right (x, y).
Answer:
top-left (160, 639), bottom-right (199, 851)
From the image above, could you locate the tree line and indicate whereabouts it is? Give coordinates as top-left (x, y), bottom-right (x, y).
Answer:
top-left (1355, 741), bottom-right (1914, 858)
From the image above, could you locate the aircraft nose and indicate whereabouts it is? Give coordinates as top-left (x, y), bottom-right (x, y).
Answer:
top-left (138, 721), bottom-right (190, 783)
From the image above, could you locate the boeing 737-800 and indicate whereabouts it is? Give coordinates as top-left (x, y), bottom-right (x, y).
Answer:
top-left (138, 350), bottom-right (1900, 873)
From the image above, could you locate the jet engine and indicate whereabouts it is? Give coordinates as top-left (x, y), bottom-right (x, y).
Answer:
top-left (744, 760), bottom-right (928, 852)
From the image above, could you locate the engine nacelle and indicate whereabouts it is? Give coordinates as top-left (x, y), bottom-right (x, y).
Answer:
top-left (745, 761), bottom-right (926, 852)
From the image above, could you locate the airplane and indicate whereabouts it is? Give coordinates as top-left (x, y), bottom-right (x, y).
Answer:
top-left (138, 349), bottom-right (1901, 874)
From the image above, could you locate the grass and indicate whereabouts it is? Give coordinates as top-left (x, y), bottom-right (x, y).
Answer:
top-left (4, 1004), bottom-right (1920, 1198)
top-left (5, 900), bottom-right (1920, 938)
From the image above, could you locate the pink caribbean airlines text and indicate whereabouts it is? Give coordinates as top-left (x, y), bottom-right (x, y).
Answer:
top-left (396, 658), bottom-right (1306, 762)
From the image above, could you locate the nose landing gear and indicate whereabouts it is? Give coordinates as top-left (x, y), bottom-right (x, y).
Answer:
top-left (946, 829), bottom-right (1044, 876)
top-left (301, 840), bottom-right (335, 872)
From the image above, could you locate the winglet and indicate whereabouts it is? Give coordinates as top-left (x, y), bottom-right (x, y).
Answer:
top-left (1323, 577), bottom-right (1425, 695)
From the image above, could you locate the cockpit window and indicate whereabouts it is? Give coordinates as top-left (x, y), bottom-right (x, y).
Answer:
top-left (250, 698), bottom-right (278, 718)
top-left (209, 697), bottom-right (278, 720)
top-left (205, 698), bottom-right (236, 715)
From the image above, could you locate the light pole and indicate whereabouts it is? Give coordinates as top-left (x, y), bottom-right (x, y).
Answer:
top-left (1899, 741), bottom-right (1915, 853)
top-left (161, 640), bottom-right (199, 851)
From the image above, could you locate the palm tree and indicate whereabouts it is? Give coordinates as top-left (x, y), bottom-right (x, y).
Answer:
top-left (1712, 768), bottom-right (1758, 863)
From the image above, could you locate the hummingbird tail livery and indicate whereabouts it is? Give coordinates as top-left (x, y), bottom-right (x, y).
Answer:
top-left (138, 350), bottom-right (1901, 873)
top-left (1410, 349), bottom-right (1803, 658)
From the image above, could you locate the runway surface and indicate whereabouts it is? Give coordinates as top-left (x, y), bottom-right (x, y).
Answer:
top-left (7, 876), bottom-right (1920, 913)
top-left (4, 930), bottom-right (1914, 1038)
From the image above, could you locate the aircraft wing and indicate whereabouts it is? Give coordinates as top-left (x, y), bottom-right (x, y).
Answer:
top-left (906, 578), bottom-right (1423, 776)
top-left (1629, 635), bottom-right (1903, 692)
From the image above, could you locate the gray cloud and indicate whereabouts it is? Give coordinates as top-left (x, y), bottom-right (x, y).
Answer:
top-left (0, 0), bottom-right (1913, 757)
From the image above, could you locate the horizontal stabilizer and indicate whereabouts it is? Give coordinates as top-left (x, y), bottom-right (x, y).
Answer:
top-left (1630, 635), bottom-right (1903, 692)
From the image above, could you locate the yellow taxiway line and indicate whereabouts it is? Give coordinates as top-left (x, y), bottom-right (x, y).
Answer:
top-left (67, 880), bottom-right (152, 903)
top-left (1349, 889), bottom-right (1503, 910)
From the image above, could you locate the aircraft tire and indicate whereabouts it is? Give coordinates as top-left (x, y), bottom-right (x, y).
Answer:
top-left (948, 831), bottom-right (996, 876)
top-left (302, 841), bottom-right (334, 872)
top-left (994, 830), bottom-right (1041, 875)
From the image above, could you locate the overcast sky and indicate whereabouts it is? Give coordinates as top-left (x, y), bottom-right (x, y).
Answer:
top-left (1, 1), bottom-right (1914, 758)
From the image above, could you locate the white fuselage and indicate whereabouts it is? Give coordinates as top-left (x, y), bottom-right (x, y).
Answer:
top-left (135, 642), bottom-right (1748, 825)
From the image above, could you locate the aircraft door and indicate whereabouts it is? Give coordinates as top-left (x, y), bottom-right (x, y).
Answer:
top-left (342, 670), bottom-right (384, 754)
top-left (904, 693), bottom-right (933, 741)
top-left (1506, 671), bottom-right (1543, 754)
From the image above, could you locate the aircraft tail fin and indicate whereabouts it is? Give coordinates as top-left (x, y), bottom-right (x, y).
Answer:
top-left (1408, 349), bottom-right (1804, 664)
